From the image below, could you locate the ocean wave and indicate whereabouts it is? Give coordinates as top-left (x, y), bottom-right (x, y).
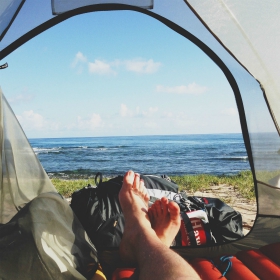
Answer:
top-left (34, 145), bottom-right (128, 154)
top-left (219, 156), bottom-right (248, 161)
top-left (33, 147), bottom-right (62, 154)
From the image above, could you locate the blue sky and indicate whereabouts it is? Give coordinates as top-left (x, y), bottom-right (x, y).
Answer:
top-left (0, 10), bottom-right (244, 138)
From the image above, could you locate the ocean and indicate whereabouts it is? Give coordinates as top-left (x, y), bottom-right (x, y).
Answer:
top-left (29, 133), bottom-right (250, 179)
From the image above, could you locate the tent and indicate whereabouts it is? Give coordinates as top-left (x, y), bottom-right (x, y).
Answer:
top-left (1, 0), bottom-right (280, 278)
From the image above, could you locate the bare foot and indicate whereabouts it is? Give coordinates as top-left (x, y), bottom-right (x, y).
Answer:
top-left (148, 197), bottom-right (181, 247)
top-left (119, 170), bottom-right (151, 263)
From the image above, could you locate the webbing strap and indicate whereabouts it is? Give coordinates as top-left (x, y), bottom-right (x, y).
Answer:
top-left (181, 212), bottom-right (196, 245)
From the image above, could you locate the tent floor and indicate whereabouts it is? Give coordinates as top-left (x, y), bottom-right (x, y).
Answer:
top-left (111, 242), bottom-right (280, 280)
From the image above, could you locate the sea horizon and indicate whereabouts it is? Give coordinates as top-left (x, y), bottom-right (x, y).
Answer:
top-left (29, 133), bottom-right (253, 178)
top-left (28, 131), bottom-right (277, 140)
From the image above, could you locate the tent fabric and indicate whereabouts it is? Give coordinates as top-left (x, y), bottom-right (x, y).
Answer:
top-left (0, 192), bottom-right (99, 279)
top-left (1, 0), bottom-right (280, 276)
top-left (185, 1), bottom-right (280, 137)
top-left (0, 85), bottom-right (99, 278)
top-left (0, 0), bottom-right (24, 40)
top-left (184, 0), bottom-right (280, 216)
top-left (0, 88), bottom-right (57, 224)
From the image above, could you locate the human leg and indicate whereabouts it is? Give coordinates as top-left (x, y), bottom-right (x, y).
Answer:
top-left (119, 170), bottom-right (200, 280)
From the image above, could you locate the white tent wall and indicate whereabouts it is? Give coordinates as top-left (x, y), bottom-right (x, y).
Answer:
top-left (183, 0), bottom-right (280, 247)
top-left (0, 88), bottom-right (57, 224)
top-left (0, 88), bottom-right (99, 278)
top-left (185, 0), bottom-right (280, 174)
top-left (186, 1), bottom-right (280, 135)
top-left (0, 0), bottom-right (24, 41)
top-left (1, 0), bottom-right (280, 272)
top-left (0, 192), bottom-right (99, 279)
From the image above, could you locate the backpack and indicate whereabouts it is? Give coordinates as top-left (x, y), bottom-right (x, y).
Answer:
top-left (70, 173), bottom-right (178, 250)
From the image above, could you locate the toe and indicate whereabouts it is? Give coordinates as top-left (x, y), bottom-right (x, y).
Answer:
top-left (139, 179), bottom-right (145, 193)
top-left (155, 200), bottom-right (163, 216)
top-left (133, 173), bottom-right (140, 191)
top-left (123, 170), bottom-right (135, 188)
top-left (168, 201), bottom-right (180, 220)
top-left (161, 197), bottom-right (169, 215)
top-left (144, 191), bottom-right (150, 204)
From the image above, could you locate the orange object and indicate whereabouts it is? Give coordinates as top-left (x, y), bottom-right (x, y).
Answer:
top-left (111, 268), bottom-right (136, 280)
top-left (190, 258), bottom-right (226, 280)
top-left (237, 249), bottom-right (280, 280)
top-left (213, 256), bottom-right (259, 280)
top-left (91, 269), bottom-right (107, 280)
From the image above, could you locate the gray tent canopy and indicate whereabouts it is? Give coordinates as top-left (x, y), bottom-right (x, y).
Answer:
top-left (1, 0), bottom-right (280, 278)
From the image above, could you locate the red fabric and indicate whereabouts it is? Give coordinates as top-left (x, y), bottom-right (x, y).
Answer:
top-left (236, 249), bottom-right (280, 280)
top-left (112, 243), bottom-right (280, 280)
top-left (190, 258), bottom-right (226, 280)
top-left (111, 268), bottom-right (135, 280)
top-left (181, 216), bottom-right (207, 246)
top-left (260, 242), bottom-right (280, 266)
top-left (213, 256), bottom-right (259, 280)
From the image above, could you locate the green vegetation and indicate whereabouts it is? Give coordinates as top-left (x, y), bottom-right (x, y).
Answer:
top-left (51, 178), bottom-right (96, 198)
top-left (52, 170), bottom-right (255, 201)
top-left (170, 170), bottom-right (254, 201)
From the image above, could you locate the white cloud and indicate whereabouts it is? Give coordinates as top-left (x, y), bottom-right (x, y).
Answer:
top-left (156, 83), bottom-right (207, 94)
top-left (16, 111), bottom-right (62, 133)
top-left (120, 104), bottom-right (158, 118)
top-left (160, 111), bottom-right (195, 129)
top-left (89, 113), bottom-right (102, 129)
top-left (16, 110), bottom-right (47, 130)
top-left (143, 121), bottom-right (158, 128)
top-left (71, 51), bottom-right (87, 68)
top-left (76, 113), bottom-right (103, 130)
top-left (142, 107), bottom-right (158, 117)
top-left (162, 112), bottom-right (174, 118)
top-left (88, 59), bottom-right (115, 75)
top-left (71, 53), bottom-right (161, 75)
top-left (221, 107), bottom-right (238, 116)
top-left (8, 93), bottom-right (33, 104)
top-left (124, 58), bottom-right (161, 73)
top-left (120, 104), bottom-right (130, 117)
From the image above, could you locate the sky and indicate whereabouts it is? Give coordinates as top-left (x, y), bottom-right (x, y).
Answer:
top-left (0, 8), bottom-right (266, 138)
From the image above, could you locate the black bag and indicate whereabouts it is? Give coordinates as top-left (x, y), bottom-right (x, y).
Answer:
top-left (201, 197), bottom-right (244, 243)
top-left (70, 173), bottom-right (178, 250)
top-left (140, 174), bottom-right (178, 193)
top-left (70, 173), bottom-right (124, 250)
top-left (175, 195), bottom-right (243, 244)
